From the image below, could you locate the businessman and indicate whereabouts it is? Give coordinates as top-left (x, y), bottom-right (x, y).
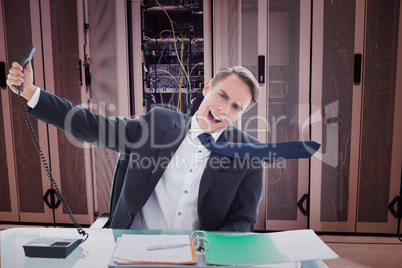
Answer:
top-left (8, 61), bottom-right (263, 232)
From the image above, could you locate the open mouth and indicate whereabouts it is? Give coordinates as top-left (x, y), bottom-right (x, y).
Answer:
top-left (209, 111), bottom-right (222, 123)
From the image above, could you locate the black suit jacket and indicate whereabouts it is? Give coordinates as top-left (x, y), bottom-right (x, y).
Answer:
top-left (30, 89), bottom-right (263, 231)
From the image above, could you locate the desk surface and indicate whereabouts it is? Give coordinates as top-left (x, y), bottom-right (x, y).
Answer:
top-left (1, 228), bottom-right (331, 268)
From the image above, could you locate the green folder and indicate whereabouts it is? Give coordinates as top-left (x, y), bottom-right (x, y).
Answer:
top-left (204, 231), bottom-right (288, 266)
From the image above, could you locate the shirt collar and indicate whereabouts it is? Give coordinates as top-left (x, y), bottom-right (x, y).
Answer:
top-left (189, 112), bottom-right (224, 142)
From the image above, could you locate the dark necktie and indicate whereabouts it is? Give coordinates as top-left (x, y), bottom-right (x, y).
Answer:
top-left (198, 133), bottom-right (320, 163)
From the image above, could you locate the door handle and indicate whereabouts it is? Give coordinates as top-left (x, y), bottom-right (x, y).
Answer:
top-left (297, 193), bottom-right (309, 216)
top-left (354, 53), bottom-right (362, 85)
top-left (43, 189), bottom-right (61, 209)
top-left (388, 196), bottom-right (401, 218)
top-left (0, 62), bottom-right (6, 88)
top-left (78, 59), bottom-right (83, 86)
top-left (258, 55), bottom-right (265, 83)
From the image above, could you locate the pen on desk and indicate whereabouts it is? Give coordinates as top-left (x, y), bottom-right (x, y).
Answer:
top-left (146, 243), bottom-right (189, 250)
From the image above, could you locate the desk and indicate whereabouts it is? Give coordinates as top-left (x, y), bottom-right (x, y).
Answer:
top-left (1, 228), bottom-right (331, 267)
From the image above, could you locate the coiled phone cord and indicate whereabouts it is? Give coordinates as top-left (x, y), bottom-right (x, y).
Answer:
top-left (18, 94), bottom-right (89, 243)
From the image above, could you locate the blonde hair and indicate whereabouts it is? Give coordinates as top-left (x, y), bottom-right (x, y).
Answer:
top-left (210, 66), bottom-right (260, 111)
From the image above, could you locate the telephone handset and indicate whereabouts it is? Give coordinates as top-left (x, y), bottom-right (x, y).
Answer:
top-left (16, 44), bottom-right (89, 258)
top-left (16, 44), bottom-right (36, 93)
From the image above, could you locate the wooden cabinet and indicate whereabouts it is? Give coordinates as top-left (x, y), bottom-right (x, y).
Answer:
top-left (310, 0), bottom-right (402, 233)
top-left (215, 0), bottom-right (402, 234)
top-left (0, 0), bottom-right (129, 226)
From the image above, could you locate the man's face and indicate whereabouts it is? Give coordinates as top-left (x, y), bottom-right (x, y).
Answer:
top-left (196, 74), bottom-right (252, 133)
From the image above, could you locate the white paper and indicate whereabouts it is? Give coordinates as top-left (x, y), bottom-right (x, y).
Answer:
top-left (269, 229), bottom-right (339, 262)
top-left (112, 234), bottom-right (192, 263)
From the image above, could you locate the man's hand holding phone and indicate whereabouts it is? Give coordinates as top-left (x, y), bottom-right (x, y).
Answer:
top-left (7, 61), bottom-right (37, 101)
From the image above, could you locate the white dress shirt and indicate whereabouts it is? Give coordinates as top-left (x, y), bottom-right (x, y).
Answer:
top-left (28, 88), bottom-right (223, 230)
top-left (131, 115), bottom-right (222, 230)
top-left (27, 87), bottom-right (41, 108)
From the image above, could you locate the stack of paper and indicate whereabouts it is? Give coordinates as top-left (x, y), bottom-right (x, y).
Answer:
top-left (111, 234), bottom-right (197, 265)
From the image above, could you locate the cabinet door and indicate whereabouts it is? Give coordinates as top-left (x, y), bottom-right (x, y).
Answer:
top-left (239, 0), bottom-right (268, 230)
top-left (0, 0), bottom-right (54, 223)
top-left (40, 0), bottom-right (94, 224)
top-left (85, 0), bottom-right (131, 218)
top-left (0, 85), bottom-right (18, 222)
top-left (311, 0), bottom-right (402, 234)
top-left (356, 0), bottom-right (402, 233)
top-left (0, 0), bottom-right (18, 222)
top-left (310, 0), bottom-right (360, 233)
top-left (263, 0), bottom-right (312, 231)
